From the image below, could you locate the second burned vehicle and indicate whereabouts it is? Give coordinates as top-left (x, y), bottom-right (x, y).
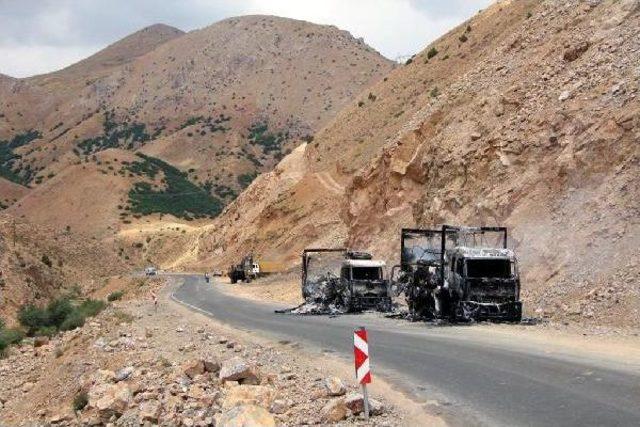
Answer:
top-left (295, 248), bottom-right (392, 313)
top-left (393, 225), bottom-right (522, 322)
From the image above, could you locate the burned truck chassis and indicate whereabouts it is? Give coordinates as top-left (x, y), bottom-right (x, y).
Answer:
top-left (299, 248), bottom-right (392, 314)
top-left (394, 226), bottom-right (523, 322)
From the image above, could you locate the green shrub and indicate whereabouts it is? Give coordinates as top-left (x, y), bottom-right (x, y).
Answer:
top-left (72, 391), bottom-right (89, 411)
top-left (77, 299), bottom-right (106, 318)
top-left (60, 311), bottom-right (85, 331)
top-left (0, 327), bottom-right (24, 357)
top-left (35, 326), bottom-right (58, 337)
top-left (18, 297), bottom-right (106, 336)
top-left (427, 47), bottom-right (439, 59)
top-left (46, 298), bottom-right (74, 327)
top-left (18, 304), bottom-right (49, 335)
top-left (107, 290), bottom-right (125, 302)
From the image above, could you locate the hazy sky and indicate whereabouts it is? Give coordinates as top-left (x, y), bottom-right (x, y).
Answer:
top-left (0, 0), bottom-right (493, 78)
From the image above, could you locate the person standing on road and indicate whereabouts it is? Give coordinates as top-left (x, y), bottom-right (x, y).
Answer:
top-left (204, 272), bottom-right (210, 283)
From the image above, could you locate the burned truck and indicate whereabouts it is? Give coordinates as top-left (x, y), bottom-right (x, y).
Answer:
top-left (298, 248), bottom-right (392, 313)
top-left (393, 226), bottom-right (522, 322)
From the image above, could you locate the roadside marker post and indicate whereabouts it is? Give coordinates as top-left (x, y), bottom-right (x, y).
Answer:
top-left (354, 326), bottom-right (371, 420)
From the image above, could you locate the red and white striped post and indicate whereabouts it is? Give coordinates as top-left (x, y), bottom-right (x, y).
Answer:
top-left (354, 326), bottom-right (371, 420)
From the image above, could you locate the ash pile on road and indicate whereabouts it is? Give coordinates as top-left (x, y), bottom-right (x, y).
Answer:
top-left (277, 251), bottom-right (350, 315)
top-left (276, 273), bottom-right (348, 315)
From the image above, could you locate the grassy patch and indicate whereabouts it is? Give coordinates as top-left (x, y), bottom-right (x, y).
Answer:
top-left (112, 310), bottom-right (135, 324)
top-left (127, 153), bottom-right (222, 219)
top-left (107, 290), bottom-right (125, 302)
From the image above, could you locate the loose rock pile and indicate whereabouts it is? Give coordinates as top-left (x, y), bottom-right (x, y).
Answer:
top-left (0, 294), bottom-right (401, 426)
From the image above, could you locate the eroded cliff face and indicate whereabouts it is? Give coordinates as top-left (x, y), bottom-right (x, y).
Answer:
top-left (341, 0), bottom-right (640, 325)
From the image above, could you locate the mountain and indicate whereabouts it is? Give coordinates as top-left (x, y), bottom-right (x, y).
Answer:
top-left (186, 0), bottom-right (640, 328)
top-left (0, 16), bottom-right (393, 237)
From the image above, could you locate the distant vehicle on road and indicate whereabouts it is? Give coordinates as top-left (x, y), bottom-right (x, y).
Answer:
top-left (145, 266), bottom-right (157, 276)
top-left (228, 255), bottom-right (260, 283)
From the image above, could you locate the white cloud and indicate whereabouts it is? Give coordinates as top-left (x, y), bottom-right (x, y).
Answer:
top-left (0, 45), bottom-right (97, 77)
top-left (0, 0), bottom-right (492, 77)
top-left (238, 0), bottom-right (480, 59)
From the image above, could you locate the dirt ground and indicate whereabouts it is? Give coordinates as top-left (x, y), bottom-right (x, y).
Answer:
top-left (0, 275), bottom-right (443, 426)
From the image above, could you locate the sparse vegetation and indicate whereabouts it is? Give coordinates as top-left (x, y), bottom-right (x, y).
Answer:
top-left (127, 153), bottom-right (222, 219)
top-left (430, 87), bottom-right (440, 98)
top-left (237, 172), bottom-right (258, 189)
top-left (0, 129), bottom-right (42, 184)
top-left (77, 111), bottom-right (151, 155)
top-left (459, 34), bottom-right (468, 43)
top-left (247, 122), bottom-right (288, 155)
top-left (0, 318), bottom-right (24, 358)
top-left (17, 296), bottom-right (106, 337)
top-left (107, 290), bottom-right (125, 302)
top-left (427, 47), bottom-right (439, 59)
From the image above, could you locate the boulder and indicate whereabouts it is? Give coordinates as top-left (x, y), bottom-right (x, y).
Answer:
top-left (563, 41), bottom-right (590, 62)
top-left (324, 377), bottom-right (346, 396)
top-left (218, 404), bottom-right (276, 427)
top-left (219, 357), bottom-right (259, 384)
top-left (345, 392), bottom-right (384, 415)
top-left (182, 360), bottom-right (205, 379)
top-left (88, 382), bottom-right (132, 417)
top-left (204, 359), bottom-right (221, 374)
top-left (269, 399), bottom-right (289, 414)
top-left (114, 366), bottom-right (134, 382)
top-left (222, 385), bottom-right (275, 409)
top-left (139, 400), bottom-right (161, 423)
top-left (33, 336), bottom-right (50, 348)
top-left (320, 398), bottom-right (348, 423)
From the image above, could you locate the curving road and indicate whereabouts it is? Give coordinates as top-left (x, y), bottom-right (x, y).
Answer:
top-left (171, 274), bottom-right (640, 426)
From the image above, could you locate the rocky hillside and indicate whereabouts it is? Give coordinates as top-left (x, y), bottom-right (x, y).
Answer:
top-left (0, 16), bottom-right (393, 237)
top-left (188, 0), bottom-right (639, 328)
top-left (0, 215), bottom-right (127, 320)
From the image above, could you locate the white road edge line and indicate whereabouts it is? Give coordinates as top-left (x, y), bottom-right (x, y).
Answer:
top-left (170, 291), bottom-right (214, 317)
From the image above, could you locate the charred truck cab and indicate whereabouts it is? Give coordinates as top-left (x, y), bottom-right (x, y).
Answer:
top-left (301, 249), bottom-right (391, 313)
top-left (444, 245), bottom-right (522, 321)
top-left (340, 256), bottom-right (391, 312)
top-left (393, 225), bottom-right (523, 322)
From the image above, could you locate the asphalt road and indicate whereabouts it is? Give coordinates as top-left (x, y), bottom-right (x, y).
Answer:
top-left (171, 275), bottom-right (640, 426)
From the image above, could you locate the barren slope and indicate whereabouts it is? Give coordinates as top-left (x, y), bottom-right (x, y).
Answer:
top-left (0, 214), bottom-right (128, 321)
top-left (189, 0), bottom-right (640, 329)
top-left (0, 16), bottom-right (393, 235)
